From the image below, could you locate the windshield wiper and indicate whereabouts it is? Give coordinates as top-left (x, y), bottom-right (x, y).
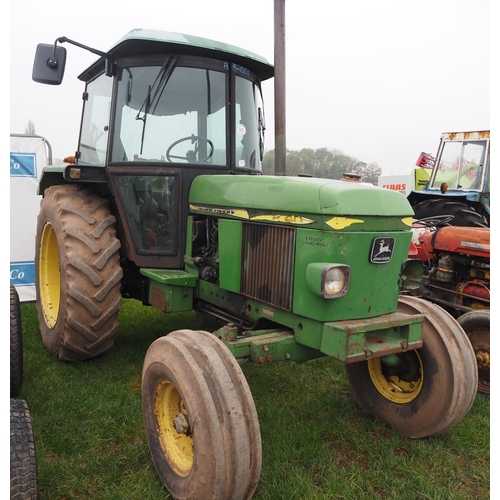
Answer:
top-left (135, 55), bottom-right (178, 154)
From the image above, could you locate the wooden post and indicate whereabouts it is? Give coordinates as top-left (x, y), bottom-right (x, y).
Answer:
top-left (274, 0), bottom-right (286, 175)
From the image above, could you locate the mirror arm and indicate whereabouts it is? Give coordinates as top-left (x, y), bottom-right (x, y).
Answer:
top-left (50, 36), bottom-right (116, 76)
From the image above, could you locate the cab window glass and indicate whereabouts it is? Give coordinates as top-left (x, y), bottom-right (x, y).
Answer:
top-left (235, 76), bottom-right (264, 171)
top-left (115, 174), bottom-right (178, 254)
top-left (79, 74), bottom-right (112, 165)
top-left (113, 65), bottom-right (226, 165)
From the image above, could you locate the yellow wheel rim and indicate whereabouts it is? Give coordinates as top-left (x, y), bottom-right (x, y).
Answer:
top-left (38, 222), bottom-right (61, 329)
top-left (368, 352), bottom-right (424, 404)
top-left (154, 380), bottom-right (194, 476)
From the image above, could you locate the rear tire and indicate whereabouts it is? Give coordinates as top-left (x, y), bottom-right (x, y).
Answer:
top-left (10, 398), bottom-right (37, 500)
top-left (412, 199), bottom-right (488, 227)
top-left (457, 310), bottom-right (490, 395)
top-left (35, 185), bottom-right (123, 361)
top-left (142, 329), bottom-right (261, 500)
top-left (10, 284), bottom-right (23, 398)
top-left (345, 296), bottom-right (477, 438)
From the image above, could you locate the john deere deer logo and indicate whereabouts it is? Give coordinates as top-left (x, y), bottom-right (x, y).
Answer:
top-left (370, 237), bottom-right (395, 264)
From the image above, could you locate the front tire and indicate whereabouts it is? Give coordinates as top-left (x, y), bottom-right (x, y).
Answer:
top-left (345, 296), bottom-right (477, 438)
top-left (35, 185), bottom-right (123, 361)
top-left (457, 310), bottom-right (490, 395)
top-left (142, 329), bottom-right (261, 500)
top-left (10, 398), bottom-right (37, 500)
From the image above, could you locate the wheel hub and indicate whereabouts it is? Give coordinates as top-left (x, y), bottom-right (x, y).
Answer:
top-left (174, 412), bottom-right (190, 435)
top-left (468, 330), bottom-right (490, 394)
top-left (154, 380), bottom-right (194, 476)
top-left (475, 347), bottom-right (489, 369)
top-left (368, 351), bottom-right (424, 404)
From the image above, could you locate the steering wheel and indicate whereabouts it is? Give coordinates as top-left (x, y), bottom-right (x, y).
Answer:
top-left (166, 135), bottom-right (214, 163)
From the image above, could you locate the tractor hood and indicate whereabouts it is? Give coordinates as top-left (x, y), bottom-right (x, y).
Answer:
top-left (189, 175), bottom-right (414, 219)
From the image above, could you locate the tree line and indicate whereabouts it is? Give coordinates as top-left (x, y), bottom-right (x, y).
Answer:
top-left (262, 147), bottom-right (382, 185)
top-left (22, 120), bottom-right (382, 183)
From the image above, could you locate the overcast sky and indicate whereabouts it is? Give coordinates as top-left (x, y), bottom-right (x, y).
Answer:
top-left (10, 0), bottom-right (491, 176)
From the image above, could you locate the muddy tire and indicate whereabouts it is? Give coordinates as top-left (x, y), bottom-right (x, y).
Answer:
top-left (457, 310), bottom-right (490, 395)
top-left (345, 296), bottom-right (477, 438)
top-left (11, 285), bottom-right (23, 398)
top-left (10, 398), bottom-right (37, 500)
top-left (35, 185), bottom-right (123, 361)
top-left (412, 199), bottom-right (488, 227)
top-left (142, 329), bottom-right (261, 500)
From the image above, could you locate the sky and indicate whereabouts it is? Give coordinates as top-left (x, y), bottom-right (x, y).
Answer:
top-left (9, 0), bottom-right (492, 176)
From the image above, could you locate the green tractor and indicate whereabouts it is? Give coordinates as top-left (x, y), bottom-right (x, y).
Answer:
top-left (32, 29), bottom-right (477, 500)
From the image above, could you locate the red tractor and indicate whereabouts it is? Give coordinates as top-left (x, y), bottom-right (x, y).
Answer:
top-left (404, 224), bottom-right (490, 394)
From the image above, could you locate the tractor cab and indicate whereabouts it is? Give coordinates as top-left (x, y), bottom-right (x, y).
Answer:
top-left (407, 131), bottom-right (490, 227)
top-left (33, 29), bottom-right (274, 268)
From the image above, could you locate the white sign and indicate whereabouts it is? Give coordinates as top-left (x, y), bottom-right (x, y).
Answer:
top-left (378, 174), bottom-right (414, 196)
top-left (10, 134), bottom-right (50, 302)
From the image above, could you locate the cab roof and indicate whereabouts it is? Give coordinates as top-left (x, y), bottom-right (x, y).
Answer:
top-left (78, 28), bottom-right (274, 82)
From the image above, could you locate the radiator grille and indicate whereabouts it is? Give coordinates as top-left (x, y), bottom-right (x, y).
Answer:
top-left (241, 223), bottom-right (295, 310)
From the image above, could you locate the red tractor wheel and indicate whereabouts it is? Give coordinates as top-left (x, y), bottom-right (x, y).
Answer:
top-left (457, 310), bottom-right (490, 395)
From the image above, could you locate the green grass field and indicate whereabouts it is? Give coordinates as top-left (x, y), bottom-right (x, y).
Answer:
top-left (18, 298), bottom-right (489, 499)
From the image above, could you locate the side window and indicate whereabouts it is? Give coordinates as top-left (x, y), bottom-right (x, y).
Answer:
top-left (79, 74), bottom-right (112, 165)
top-left (235, 76), bottom-right (263, 170)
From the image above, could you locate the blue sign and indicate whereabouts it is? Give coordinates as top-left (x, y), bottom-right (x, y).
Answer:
top-left (10, 261), bottom-right (35, 287)
top-left (10, 152), bottom-right (37, 177)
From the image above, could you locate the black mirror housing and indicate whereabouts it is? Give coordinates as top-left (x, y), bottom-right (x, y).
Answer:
top-left (32, 44), bottom-right (67, 85)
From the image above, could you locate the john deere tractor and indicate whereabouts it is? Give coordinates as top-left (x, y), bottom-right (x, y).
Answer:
top-left (32, 29), bottom-right (477, 500)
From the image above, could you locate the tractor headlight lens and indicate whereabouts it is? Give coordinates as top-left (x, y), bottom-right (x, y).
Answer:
top-left (322, 265), bottom-right (350, 298)
top-left (306, 263), bottom-right (351, 299)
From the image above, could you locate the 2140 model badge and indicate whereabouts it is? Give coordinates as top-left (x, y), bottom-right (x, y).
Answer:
top-left (369, 237), bottom-right (395, 264)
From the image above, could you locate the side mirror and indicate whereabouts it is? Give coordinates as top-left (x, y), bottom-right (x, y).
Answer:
top-left (32, 44), bottom-right (67, 85)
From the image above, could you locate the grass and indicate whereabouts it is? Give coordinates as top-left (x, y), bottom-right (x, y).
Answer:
top-left (18, 299), bottom-right (490, 499)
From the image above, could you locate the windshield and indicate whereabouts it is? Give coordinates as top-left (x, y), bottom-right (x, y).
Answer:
top-left (112, 62), bottom-right (227, 164)
top-left (79, 56), bottom-right (265, 171)
top-left (430, 139), bottom-right (488, 191)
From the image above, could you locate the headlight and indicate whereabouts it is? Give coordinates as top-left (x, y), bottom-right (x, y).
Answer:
top-left (306, 263), bottom-right (351, 299)
top-left (322, 265), bottom-right (350, 298)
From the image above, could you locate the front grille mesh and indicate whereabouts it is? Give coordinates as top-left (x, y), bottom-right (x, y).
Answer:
top-left (241, 222), bottom-right (295, 310)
